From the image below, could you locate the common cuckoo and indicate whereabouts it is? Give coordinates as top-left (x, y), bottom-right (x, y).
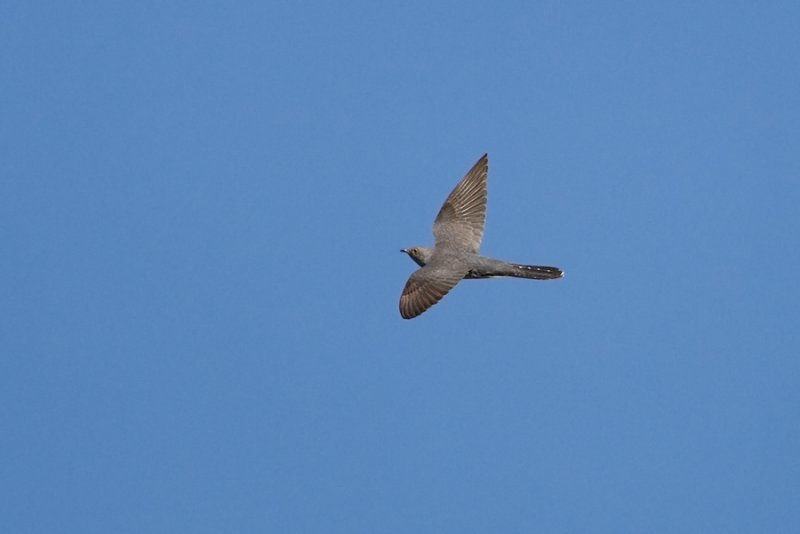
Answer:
top-left (399, 154), bottom-right (563, 319)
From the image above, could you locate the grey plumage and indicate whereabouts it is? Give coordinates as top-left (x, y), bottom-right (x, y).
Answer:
top-left (399, 154), bottom-right (563, 319)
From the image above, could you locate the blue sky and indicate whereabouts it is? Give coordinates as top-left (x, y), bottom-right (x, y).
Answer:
top-left (2, 2), bottom-right (799, 532)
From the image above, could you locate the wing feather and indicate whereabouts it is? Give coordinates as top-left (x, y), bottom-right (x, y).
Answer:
top-left (399, 262), bottom-right (467, 319)
top-left (432, 154), bottom-right (488, 253)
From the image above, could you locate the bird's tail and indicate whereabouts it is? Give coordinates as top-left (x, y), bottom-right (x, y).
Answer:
top-left (504, 263), bottom-right (564, 280)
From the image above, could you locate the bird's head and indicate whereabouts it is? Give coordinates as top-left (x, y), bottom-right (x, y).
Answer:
top-left (401, 246), bottom-right (433, 267)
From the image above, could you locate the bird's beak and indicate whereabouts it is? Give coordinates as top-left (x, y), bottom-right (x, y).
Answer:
top-left (400, 249), bottom-right (407, 254)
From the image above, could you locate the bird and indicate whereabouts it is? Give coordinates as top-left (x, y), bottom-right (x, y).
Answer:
top-left (399, 153), bottom-right (563, 319)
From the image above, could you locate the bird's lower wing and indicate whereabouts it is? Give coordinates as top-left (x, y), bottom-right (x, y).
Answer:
top-left (399, 265), bottom-right (467, 319)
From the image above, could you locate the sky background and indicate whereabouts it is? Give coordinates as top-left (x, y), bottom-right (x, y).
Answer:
top-left (2, 2), bottom-right (799, 532)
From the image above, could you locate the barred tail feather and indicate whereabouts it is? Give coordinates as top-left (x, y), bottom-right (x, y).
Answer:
top-left (508, 264), bottom-right (564, 280)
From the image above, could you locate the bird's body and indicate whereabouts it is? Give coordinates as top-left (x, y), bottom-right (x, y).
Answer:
top-left (399, 154), bottom-right (563, 319)
top-left (403, 246), bottom-right (563, 280)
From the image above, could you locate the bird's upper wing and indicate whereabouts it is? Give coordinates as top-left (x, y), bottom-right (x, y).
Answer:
top-left (399, 259), bottom-right (468, 319)
top-left (432, 153), bottom-right (488, 253)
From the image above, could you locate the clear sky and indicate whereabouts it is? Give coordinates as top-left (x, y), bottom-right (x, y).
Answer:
top-left (3, 2), bottom-right (799, 532)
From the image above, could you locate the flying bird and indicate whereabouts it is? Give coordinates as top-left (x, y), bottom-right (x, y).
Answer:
top-left (399, 154), bottom-right (563, 319)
